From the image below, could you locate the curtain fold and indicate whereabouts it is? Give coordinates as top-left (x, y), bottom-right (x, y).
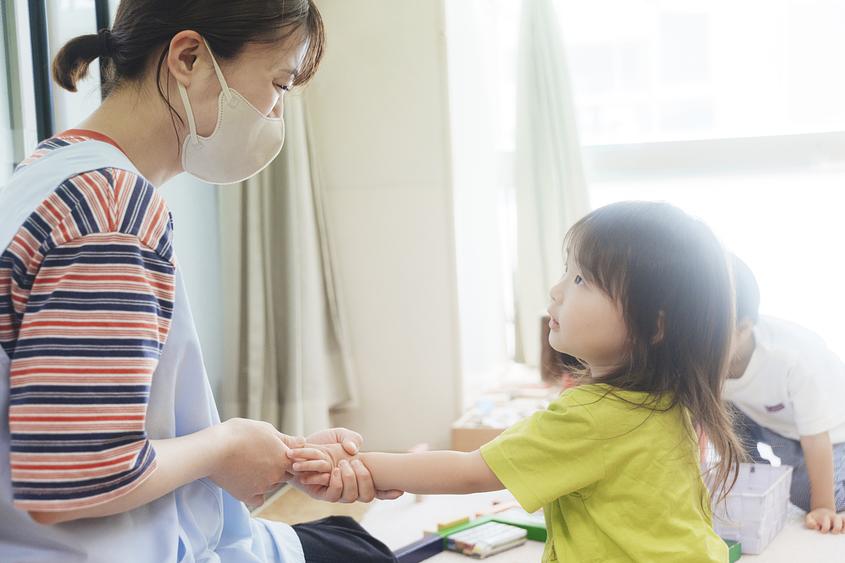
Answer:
top-left (219, 93), bottom-right (355, 437)
top-left (513, 0), bottom-right (590, 366)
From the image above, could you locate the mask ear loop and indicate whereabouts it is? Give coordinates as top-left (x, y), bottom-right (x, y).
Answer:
top-left (177, 82), bottom-right (199, 145)
top-left (176, 37), bottom-right (231, 146)
top-left (202, 38), bottom-right (232, 103)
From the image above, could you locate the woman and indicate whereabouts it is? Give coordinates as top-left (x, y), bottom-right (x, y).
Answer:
top-left (0, 1), bottom-right (399, 561)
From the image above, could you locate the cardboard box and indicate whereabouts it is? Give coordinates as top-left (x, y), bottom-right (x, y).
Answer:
top-left (451, 423), bottom-right (506, 452)
top-left (451, 374), bottom-right (561, 452)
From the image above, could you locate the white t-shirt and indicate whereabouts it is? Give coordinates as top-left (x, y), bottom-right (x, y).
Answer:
top-left (724, 316), bottom-right (845, 444)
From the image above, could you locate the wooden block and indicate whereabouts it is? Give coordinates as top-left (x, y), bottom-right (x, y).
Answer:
top-left (437, 516), bottom-right (470, 532)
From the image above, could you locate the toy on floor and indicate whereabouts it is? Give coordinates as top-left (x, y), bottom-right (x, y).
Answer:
top-left (446, 521), bottom-right (527, 558)
top-left (394, 511), bottom-right (540, 562)
top-left (394, 504), bottom-right (743, 562)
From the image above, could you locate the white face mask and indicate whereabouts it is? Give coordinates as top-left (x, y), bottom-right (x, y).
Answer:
top-left (177, 39), bottom-right (286, 185)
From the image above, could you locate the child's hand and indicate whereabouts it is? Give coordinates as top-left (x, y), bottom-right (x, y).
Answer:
top-left (805, 507), bottom-right (845, 534)
top-left (287, 441), bottom-right (404, 503)
top-left (288, 442), bottom-right (358, 475)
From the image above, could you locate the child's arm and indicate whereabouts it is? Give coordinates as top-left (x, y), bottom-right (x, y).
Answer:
top-left (289, 445), bottom-right (505, 495)
top-left (799, 431), bottom-right (844, 533)
top-left (360, 451), bottom-right (504, 494)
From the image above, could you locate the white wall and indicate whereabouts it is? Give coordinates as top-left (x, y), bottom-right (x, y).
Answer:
top-left (159, 178), bottom-right (226, 398)
top-left (307, 0), bottom-right (463, 450)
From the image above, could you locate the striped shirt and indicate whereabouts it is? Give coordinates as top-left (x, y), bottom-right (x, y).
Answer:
top-left (0, 130), bottom-right (175, 511)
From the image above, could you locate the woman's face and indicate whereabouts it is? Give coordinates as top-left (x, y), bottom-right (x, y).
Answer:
top-left (180, 30), bottom-right (308, 137)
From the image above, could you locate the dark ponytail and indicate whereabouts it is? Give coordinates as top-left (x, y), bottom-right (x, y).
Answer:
top-left (52, 33), bottom-right (102, 92)
top-left (51, 0), bottom-right (325, 95)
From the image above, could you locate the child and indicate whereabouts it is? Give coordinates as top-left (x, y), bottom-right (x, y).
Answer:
top-left (291, 202), bottom-right (743, 562)
top-left (726, 255), bottom-right (845, 534)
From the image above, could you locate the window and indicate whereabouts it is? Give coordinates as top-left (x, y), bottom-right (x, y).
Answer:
top-left (560, 0), bottom-right (845, 144)
top-left (479, 0), bottom-right (845, 360)
top-left (565, 1), bottom-right (845, 357)
top-left (46, 0), bottom-right (102, 132)
top-left (0, 0), bottom-right (39, 182)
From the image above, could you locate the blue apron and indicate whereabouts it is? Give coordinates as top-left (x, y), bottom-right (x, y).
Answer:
top-left (0, 140), bottom-right (304, 563)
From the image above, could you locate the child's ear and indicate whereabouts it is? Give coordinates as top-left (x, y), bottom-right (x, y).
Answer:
top-left (732, 319), bottom-right (755, 351)
top-left (651, 310), bottom-right (666, 344)
top-left (737, 318), bottom-right (754, 338)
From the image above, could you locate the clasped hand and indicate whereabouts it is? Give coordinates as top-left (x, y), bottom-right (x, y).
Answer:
top-left (285, 429), bottom-right (402, 504)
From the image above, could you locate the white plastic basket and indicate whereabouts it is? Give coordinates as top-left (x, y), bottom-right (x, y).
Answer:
top-left (712, 463), bottom-right (793, 555)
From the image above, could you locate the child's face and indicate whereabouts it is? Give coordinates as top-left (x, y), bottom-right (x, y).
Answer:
top-left (547, 258), bottom-right (629, 377)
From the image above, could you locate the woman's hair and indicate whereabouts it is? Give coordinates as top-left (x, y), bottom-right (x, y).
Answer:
top-left (52, 0), bottom-right (324, 97)
top-left (565, 201), bottom-right (745, 503)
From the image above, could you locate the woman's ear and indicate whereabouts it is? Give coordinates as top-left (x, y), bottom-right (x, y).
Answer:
top-left (651, 310), bottom-right (666, 344)
top-left (165, 30), bottom-right (204, 88)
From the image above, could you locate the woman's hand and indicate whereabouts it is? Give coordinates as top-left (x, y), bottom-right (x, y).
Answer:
top-left (288, 427), bottom-right (403, 503)
top-left (305, 427), bottom-right (364, 456)
top-left (289, 443), bottom-right (355, 473)
top-left (208, 417), bottom-right (304, 506)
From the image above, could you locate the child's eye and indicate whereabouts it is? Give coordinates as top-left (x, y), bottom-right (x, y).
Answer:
top-left (574, 275), bottom-right (584, 285)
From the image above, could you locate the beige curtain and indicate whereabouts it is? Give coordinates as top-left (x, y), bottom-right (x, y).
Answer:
top-left (218, 93), bottom-right (356, 437)
top-left (514, 0), bottom-right (590, 366)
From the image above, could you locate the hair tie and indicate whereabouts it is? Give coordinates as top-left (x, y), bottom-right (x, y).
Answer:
top-left (97, 28), bottom-right (112, 57)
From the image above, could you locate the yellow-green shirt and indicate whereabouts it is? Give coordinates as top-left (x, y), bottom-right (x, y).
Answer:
top-left (480, 384), bottom-right (727, 562)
